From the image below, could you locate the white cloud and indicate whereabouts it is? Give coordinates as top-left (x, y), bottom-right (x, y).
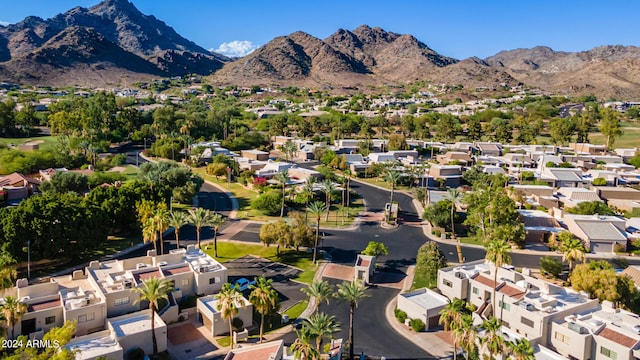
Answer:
top-left (0, 21), bottom-right (10, 27)
top-left (211, 40), bottom-right (259, 58)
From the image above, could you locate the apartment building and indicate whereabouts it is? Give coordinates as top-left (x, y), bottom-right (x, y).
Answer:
top-left (437, 261), bottom-right (640, 360)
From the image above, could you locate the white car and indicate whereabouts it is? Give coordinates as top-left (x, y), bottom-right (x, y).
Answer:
top-left (233, 278), bottom-right (256, 292)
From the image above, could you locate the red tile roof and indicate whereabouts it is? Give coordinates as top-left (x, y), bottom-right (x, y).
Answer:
top-left (28, 298), bottom-right (61, 312)
top-left (498, 284), bottom-right (526, 299)
top-left (598, 327), bottom-right (638, 348)
top-left (162, 265), bottom-right (191, 276)
top-left (227, 342), bottom-right (281, 360)
top-left (473, 274), bottom-right (499, 289)
top-left (134, 270), bottom-right (161, 283)
top-left (357, 258), bottom-right (370, 267)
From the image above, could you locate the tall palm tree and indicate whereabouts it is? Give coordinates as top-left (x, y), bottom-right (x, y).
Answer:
top-left (336, 281), bottom-right (369, 360)
top-left (301, 178), bottom-right (316, 221)
top-left (210, 213), bottom-right (225, 257)
top-left (133, 278), bottom-right (174, 355)
top-left (249, 277), bottom-right (280, 344)
top-left (453, 314), bottom-right (477, 360)
top-left (344, 170), bottom-right (352, 218)
top-left (291, 325), bottom-right (320, 360)
top-left (1, 296), bottom-right (26, 339)
top-left (384, 170), bottom-right (402, 221)
top-left (167, 211), bottom-right (188, 250)
top-left (153, 208), bottom-right (169, 255)
top-left (508, 338), bottom-right (535, 360)
top-left (480, 317), bottom-right (505, 360)
top-left (485, 239), bottom-right (511, 317)
top-left (321, 180), bottom-right (336, 222)
top-left (215, 283), bottom-right (243, 349)
top-left (188, 208), bottom-right (214, 249)
top-left (143, 217), bottom-right (158, 253)
top-left (447, 188), bottom-right (464, 263)
top-left (306, 202), bottom-right (327, 264)
top-left (439, 298), bottom-right (468, 360)
top-left (301, 280), bottom-right (334, 314)
top-left (275, 170), bottom-right (290, 217)
top-left (305, 312), bottom-right (341, 352)
top-left (559, 236), bottom-right (586, 271)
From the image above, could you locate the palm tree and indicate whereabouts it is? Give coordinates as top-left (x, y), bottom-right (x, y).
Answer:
top-left (384, 170), bottom-right (402, 222)
top-left (480, 317), bottom-right (505, 360)
top-left (485, 239), bottom-right (511, 317)
top-left (508, 338), bottom-right (535, 360)
top-left (301, 178), bottom-right (317, 221)
top-left (210, 213), bottom-right (225, 257)
top-left (301, 280), bottom-right (334, 314)
top-left (215, 283), bottom-right (243, 349)
top-left (439, 298), bottom-right (468, 360)
top-left (143, 217), bottom-right (158, 253)
top-left (305, 312), bottom-right (341, 352)
top-left (188, 208), bottom-right (214, 249)
top-left (275, 170), bottom-right (290, 217)
top-left (336, 281), bottom-right (369, 359)
top-left (453, 314), bottom-right (477, 360)
top-left (1, 296), bottom-right (26, 339)
top-left (133, 278), bottom-right (174, 355)
top-left (307, 201), bottom-right (327, 264)
top-left (249, 277), bottom-right (280, 344)
top-left (0, 267), bottom-right (17, 291)
top-left (559, 235), bottom-right (586, 271)
top-left (447, 188), bottom-right (464, 263)
top-left (344, 170), bottom-right (352, 218)
top-left (167, 211), bottom-right (188, 249)
top-left (153, 208), bottom-right (169, 255)
top-left (321, 180), bottom-right (336, 222)
top-left (291, 326), bottom-right (320, 360)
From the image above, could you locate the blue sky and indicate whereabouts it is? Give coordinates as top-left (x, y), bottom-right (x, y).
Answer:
top-left (1, 0), bottom-right (639, 58)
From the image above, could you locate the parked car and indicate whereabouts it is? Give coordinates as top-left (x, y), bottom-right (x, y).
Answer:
top-left (233, 278), bottom-right (256, 292)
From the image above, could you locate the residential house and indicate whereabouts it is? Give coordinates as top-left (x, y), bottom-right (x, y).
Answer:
top-left (197, 294), bottom-right (253, 336)
top-left (396, 288), bottom-right (449, 330)
top-left (563, 214), bottom-right (627, 253)
top-left (223, 340), bottom-right (284, 360)
top-left (510, 185), bottom-right (558, 209)
top-left (570, 143), bottom-right (607, 155)
top-left (621, 266), bottom-right (640, 289)
top-left (556, 187), bottom-right (602, 209)
top-left (428, 165), bottom-right (462, 188)
top-left (518, 209), bottom-right (563, 245)
top-left (475, 142), bottom-right (502, 156)
top-left (288, 167), bottom-right (323, 181)
top-left (354, 254), bottom-right (375, 285)
top-left (541, 168), bottom-right (585, 188)
top-left (597, 187), bottom-right (640, 213)
top-left (436, 151), bottom-right (473, 166)
top-left (367, 153), bottom-right (396, 164)
top-left (240, 150), bottom-right (269, 161)
top-left (66, 329), bottom-right (124, 360)
top-left (0, 172), bottom-right (40, 203)
top-left (255, 161), bottom-right (295, 178)
top-left (107, 309), bottom-right (167, 356)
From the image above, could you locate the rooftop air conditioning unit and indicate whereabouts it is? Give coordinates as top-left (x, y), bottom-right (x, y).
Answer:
top-left (123, 280), bottom-right (133, 289)
top-left (159, 261), bottom-right (168, 267)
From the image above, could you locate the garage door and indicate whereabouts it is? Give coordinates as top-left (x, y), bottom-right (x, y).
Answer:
top-left (590, 242), bottom-right (612, 253)
top-left (428, 316), bottom-right (440, 330)
top-left (201, 312), bottom-right (213, 334)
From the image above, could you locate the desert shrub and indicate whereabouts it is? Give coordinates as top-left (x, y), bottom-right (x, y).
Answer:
top-left (251, 190), bottom-right (282, 215)
top-left (592, 178), bottom-right (607, 186)
top-left (539, 256), bottom-right (562, 278)
top-left (394, 308), bottom-right (407, 324)
top-left (409, 318), bottom-right (426, 332)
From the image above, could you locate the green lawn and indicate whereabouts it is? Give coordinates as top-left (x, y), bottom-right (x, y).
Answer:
top-left (203, 241), bottom-right (318, 284)
top-left (589, 123), bottom-right (640, 148)
top-left (458, 236), bottom-right (485, 246)
top-left (284, 300), bottom-right (308, 319)
top-left (118, 165), bottom-right (140, 181)
top-left (411, 272), bottom-right (436, 290)
top-left (0, 135), bottom-right (59, 151)
top-left (353, 177), bottom-right (412, 192)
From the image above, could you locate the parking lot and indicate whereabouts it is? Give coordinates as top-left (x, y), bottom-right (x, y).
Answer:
top-left (224, 255), bottom-right (307, 312)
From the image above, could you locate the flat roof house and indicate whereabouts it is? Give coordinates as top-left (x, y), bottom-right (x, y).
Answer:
top-left (197, 295), bottom-right (253, 336)
top-left (396, 288), bottom-right (449, 330)
top-left (107, 309), bottom-right (167, 356)
top-left (563, 214), bottom-right (627, 253)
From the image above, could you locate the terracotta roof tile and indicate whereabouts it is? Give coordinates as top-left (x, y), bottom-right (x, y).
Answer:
top-left (28, 298), bottom-right (61, 312)
top-left (474, 275), bottom-right (500, 289)
top-left (598, 327), bottom-right (638, 348)
top-left (498, 284), bottom-right (526, 299)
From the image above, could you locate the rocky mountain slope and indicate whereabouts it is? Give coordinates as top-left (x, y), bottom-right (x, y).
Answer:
top-left (0, 0), bottom-right (227, 86)
top-left (485, 45), bottom-right (640, 98)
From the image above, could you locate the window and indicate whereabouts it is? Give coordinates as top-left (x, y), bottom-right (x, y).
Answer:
top-left (600, 347), bottom-right (617, 360)
top-left (45, 316), bottom-right (56, 324)
top-left (181, 279), bottom-right (189, 286)
top-left (443, 279), bottom-right (453, 288)
top-left (115, 297), bottom-right (130, 306)
top-left (499, 301), bottom-right (510, 311)
top-left (554, 331), bottom-right (569, 344)
top-left (472, 287), bottom-right (479, 295)
top-left (78, 315), bottom-right (86, 323)
top-left (209, 277), bottom-right (220, 285)
top-left (521, 317), bottom-right (534, 328)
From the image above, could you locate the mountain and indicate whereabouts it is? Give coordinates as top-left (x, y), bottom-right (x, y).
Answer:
top-left (214, 25), bottom-right (518, 89)
top-left (0, 0), bottom-right (227, 86)
top-left (485, 45), bottom-right (640, 98)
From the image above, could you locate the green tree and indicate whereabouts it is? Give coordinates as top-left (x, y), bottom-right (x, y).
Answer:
top-left (301, 280), bottom-right (334, 314)
top-left (291, 326), bottom-right (320, 360)
top-left (275, 170), bottom-right (290, 217)
top-left (569, 261), bottom-right (639, 309)
top-left (251, 191), bottom-right (282, 215)
top-left (305, 312), bottom-right (341, 352)
top-left (9, 321), bottom-right (77, 360)
top-left (361, 241), bottom-right (389, 257)
top-left (336, 281), bottom-right (369, 360)
top-left (1, 296), bottom-right (26, 340)
top-left (142, 217), bottom-right (159, 253)
top-left (424, 200), bottom-right (455, 230)
top-left (439, 298), bottom-right (473, 360)
top-left (40, 171), bottom-right (89, 194)
top-left (167, 211), bottom-right (188, 250)
top-left (453, 314), bottom-right (477, 360)
top-left (384, 170), bottom-right (402, 222)
top-left (152, 208), bottom-right (169, 255)
top-left (448, 188), bottom-right (464, 263)
top-left (480, 317), bottom-right (506, 360)
top-left (565, 201), bottom-right (614, 215)
top-left (210, 213), bottom-right (225, 257)
top-left (508, 338), bottom-right (535, 360)
top-left (258, 220), bottom-right (291, 255)
top-left (548, 117), bottom-right (575, 144)
top-left (539, 256), bottom-right (563, 278)
top-left (249, 277), bottom-right (280, 344)
top-left (600, 108), bottom-right (623, 148)
top-left (558, 233), bottom-right (586, 271)
top-left (133, 278), bottom-right (174, 355)
top-left (307, 201), bottom-right (327, 263)
top-left (415, 242), bottom-right (447, 288)
top-left (485, 240), bottom-right (511, 316)
top-left (188, 208), bottom-right (214, 249)
top-left (215, 283), bottom-right (244, 349)
top-left (321, 180), bottom-right (336, 222)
